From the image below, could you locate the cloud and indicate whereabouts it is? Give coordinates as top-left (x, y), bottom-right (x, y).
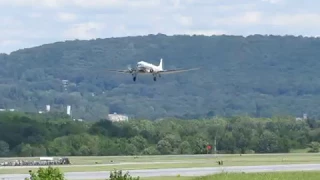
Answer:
top-left (261, 0), bottom-right (284, 4)
top-left (0, 0), bottom-right (320, 54)
top-left (214, 11), bottom-right (262, 26)
top-left (63, 22), bottom-right (106, 39)
top-left (57, 12), bottom-right (77, 22)
top-left (0, 0), bottom-right (61, 8)
top-left (182, 30), bottom-right (226, 36)
top-left (0, 40), bottom-right (21, 46)
top-left (0, 0), bottom-right (160, 9)
top-left (173, 14), bottom-right (193, 27)
top-left (268, 13), bottom-right (320, 27)
top-left (28, 12), bottom-right (42, 18)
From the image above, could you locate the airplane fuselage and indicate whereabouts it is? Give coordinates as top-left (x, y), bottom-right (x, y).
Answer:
top-left (136, 61), bottom-right (163, 73)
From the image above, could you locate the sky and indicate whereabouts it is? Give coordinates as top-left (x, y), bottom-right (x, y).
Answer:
top-left (0, 0), bottom-right (319, 54)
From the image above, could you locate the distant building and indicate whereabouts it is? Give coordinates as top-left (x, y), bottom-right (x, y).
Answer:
top-left (46, 105), bottom-right (51, 112)
top-left (0, 109), bottom-right (15, 112)
top-left (107, 112), bottom-right (129, 122)
top-left (296, 113), bottom-right (308, 121)
top-left (303, 113), bottom-right (308, 120)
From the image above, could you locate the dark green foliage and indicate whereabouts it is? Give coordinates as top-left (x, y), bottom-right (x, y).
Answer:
top-left (308, 141), bottom-right (320, 153)
top-left (2, 34), bottom-right (320, 119)
top-left (0, 140), bottom-right (10, 157)
top-left (25, 166), bottom-right (65, 180)
top-left (1, 111), bottom-right (320, 156)
top-left (0, 111), bottom-right (89, 156)
top-left (109, 170), bottom-right (140, 180)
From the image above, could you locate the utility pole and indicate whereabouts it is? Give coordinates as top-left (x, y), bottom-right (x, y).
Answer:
top-left (214, 136), bottom-right (217, 156)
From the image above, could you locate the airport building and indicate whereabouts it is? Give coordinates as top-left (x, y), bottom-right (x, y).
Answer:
top-left (107, 112), bottom-right (129, 122)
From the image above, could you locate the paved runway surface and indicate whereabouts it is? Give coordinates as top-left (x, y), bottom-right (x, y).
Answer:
top-left (1, 163), bottom-right (320, 180)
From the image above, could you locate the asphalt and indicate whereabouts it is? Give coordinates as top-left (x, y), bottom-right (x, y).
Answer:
top-left (1, 163), bottom-right (320, 180)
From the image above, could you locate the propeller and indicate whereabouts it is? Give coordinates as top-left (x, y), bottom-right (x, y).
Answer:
top-left (127, 64), bottom-right (134, 73)
top-left (127, 64), bottom-right (132, 70)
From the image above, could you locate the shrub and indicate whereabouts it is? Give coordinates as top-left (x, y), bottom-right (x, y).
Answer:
top-left (308, 141), bottom-right (320, 153)
top-left (25, 166), bottom-right (65, 180)
top-left (109, 169), bottom-right (140, 180)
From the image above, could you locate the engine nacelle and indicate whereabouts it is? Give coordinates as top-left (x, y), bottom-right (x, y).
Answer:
top-left (149, 68), bottom-right (154, 73)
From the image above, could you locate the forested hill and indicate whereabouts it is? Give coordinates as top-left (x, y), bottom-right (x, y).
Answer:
top-left (1, 34), bottom-right (320, 120)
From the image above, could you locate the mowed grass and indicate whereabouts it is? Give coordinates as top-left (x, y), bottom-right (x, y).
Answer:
top-left (192, 171), bottom-right (320, 180)
top-left (290, 148), bottom-right (310, 153)
top-left (140, 171), bottom-right (320, 180)
top-left (1, 153), bottom-right (319, 165)
top-left (1, 153), bottom-right (320, 174)
top-left (141, 177), bottom-right (193, 180)
top-left (75, 171), bottom-right (320, 180)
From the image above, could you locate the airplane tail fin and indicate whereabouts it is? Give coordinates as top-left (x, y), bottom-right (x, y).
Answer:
top-left (158, 58), bottom-right (163, 70)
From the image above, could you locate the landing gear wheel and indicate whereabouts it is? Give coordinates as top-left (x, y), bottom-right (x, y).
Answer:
top-left (153, 77), bottom-right (156, 81)
top-left (133, 77), bottom-right (136, 81)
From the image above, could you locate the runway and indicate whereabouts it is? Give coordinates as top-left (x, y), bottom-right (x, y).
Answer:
top-left (1, 163), bottom-right (320, 180)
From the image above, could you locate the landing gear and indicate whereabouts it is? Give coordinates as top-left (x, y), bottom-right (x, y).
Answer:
top-left (132, 73), bottom-right (137, 82)
top-left (152, 73), bottom-right (157, 81)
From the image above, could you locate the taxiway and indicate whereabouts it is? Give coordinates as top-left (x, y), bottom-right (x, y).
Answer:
top-left (1, 163), bottom-right (320, 180)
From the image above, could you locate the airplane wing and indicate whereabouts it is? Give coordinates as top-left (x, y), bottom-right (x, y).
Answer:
top-left (107, 69), bottom-right (134, 74)
top-left (159, 67), bottom-right (200, 74)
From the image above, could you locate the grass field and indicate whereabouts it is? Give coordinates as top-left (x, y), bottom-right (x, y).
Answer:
top-left (0, 153), bottom-right (320, 174)
top-left (139, 171), bottom-right (320, 180)
top-left (60, 171), bottom-right (320, 180)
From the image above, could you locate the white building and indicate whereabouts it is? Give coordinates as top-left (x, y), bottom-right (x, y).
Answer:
top-left (107, 112), bottom-right (128, 122)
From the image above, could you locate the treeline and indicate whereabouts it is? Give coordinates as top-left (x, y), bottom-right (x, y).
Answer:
top-left (3, 34), bottom-right (320, 119)
top-left (0, 112), bottom-right (320, 157)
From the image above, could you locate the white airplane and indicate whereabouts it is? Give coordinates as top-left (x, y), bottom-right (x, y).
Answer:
top-left (108, 58), bottom-right (200, 81)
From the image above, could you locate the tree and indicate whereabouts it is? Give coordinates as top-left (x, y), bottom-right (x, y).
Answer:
top-left (308, 141), bottom-right (320, 153)
top-left (1, 111), bottom-right (320, 156)
top-left (25, 167), bottom-right (65, 180)
top-left (156, 139), bottom-right (172, 155)
top-left (141, 146), bottom-right (160, 155)
top-left (0, 140), bottom-right (10, 157)
top-left (178, 141), bottom-right (192, 154)
top-left (129, 135), bottom-right (148, 152)
top-left (19, 143), bottom-right (33, 157)
top-left (256, 130), bottom-right (280, 153)
top-left (109, 170), bottom-right (140, 180)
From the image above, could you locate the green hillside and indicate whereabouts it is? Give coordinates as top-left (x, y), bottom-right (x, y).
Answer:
top-left (1, 34), bottom-right (320, 120)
